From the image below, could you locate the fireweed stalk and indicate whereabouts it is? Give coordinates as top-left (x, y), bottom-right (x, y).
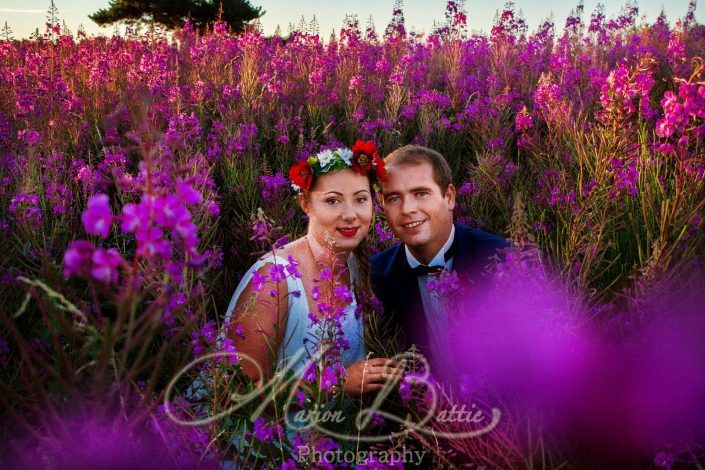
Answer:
top-left (175, 211), bottom-right (406, 467)
top-left (1, 114), bottom-right (223, 464)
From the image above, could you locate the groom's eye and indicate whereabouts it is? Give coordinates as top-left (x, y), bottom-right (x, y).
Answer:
top-left (385, 195), bottom-right (400, 203)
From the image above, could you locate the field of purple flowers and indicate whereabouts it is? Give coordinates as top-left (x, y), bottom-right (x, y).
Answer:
top-left (1, 0), bottom-right (705, 468)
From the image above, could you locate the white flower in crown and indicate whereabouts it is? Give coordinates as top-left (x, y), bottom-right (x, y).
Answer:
top-left (291, 182), bottom-right (301, 192)
top-left (337, 148), bottom-right (353, 165)
top-left (316, 149), bottom-right (335, 168)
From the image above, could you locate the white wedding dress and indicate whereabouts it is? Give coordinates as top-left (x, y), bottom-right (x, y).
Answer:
top-left (223, 254), bottom-right (367, 378)
top-left (217, 254), bottom-right (367, 468)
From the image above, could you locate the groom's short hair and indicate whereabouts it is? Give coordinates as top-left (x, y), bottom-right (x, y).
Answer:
top-left (384, 145), bottom-right (453, 191)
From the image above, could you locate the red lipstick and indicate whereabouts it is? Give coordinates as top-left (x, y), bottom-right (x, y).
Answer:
top-left (337, 227), bottom-right (359, 237)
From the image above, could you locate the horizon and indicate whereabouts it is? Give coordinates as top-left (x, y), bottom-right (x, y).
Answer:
top-left (1, 0), bottom-right (703, 40)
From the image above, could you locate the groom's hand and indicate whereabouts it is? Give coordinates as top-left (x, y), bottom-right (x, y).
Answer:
top-left (343, 358), bottom-right (405, 396)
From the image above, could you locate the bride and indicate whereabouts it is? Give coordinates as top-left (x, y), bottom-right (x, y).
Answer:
top-left (223, 141), bottom-right (403, 399)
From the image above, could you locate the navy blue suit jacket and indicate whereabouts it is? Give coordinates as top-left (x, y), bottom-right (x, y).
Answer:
top-left (371, 222), bottom-right (509, 356)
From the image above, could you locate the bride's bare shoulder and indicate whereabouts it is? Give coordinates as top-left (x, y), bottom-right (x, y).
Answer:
top-left (257, 237), bottom-right (308, 263)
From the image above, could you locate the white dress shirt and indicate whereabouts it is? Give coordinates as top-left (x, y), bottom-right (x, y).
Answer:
top-left (404, 225), bottom-right (456, 371)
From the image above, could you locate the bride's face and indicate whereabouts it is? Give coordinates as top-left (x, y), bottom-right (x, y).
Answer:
top-left (301, 168), bottom-right (373, 254)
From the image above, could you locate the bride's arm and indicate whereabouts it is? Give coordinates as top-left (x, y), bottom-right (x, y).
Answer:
top-left (227, 264), bottom-right (289, 386)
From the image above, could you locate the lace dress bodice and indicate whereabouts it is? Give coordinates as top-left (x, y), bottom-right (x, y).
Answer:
top-left (223, 255), bottom-right (366, 375)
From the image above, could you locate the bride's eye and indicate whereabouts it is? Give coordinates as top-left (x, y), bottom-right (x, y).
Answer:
top-left (325, 198), bottom-right (340, 205)
top-left (355, 196), bottom-right (368, 203)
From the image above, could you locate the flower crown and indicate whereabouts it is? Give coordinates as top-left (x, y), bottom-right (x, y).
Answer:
top-left (289, 140), bottom-right (387, 192)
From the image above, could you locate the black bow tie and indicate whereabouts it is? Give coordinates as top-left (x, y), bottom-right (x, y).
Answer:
top-left (410, 238), bottom-right (456, 276)
top-left (411, 264), bottom-right (445, 276)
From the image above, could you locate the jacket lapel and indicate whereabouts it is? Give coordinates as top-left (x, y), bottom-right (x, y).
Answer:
top-left (389, 245), bottom-right (428, 351)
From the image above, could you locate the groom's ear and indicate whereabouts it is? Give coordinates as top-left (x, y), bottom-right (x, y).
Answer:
top-left (445, 183), bottom-right (456, 211)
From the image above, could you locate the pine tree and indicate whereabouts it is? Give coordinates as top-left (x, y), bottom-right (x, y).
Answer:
top-left (274, 24), bottom-right (281, 37)
top-left (298, 15), bottom-right (306, 33)
top-left (90, 0), bottom-right (262, 33)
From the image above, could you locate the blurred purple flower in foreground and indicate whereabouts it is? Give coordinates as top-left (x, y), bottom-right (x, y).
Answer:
top-left (81, 193), bottom-right (113, 239)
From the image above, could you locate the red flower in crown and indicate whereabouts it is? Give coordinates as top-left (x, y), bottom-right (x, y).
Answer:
top-left (351, 140), bottom-right (378, 176)
top-left (372, 153), bottom-right (388, 182)
top-left (289, 160), bottom-right (314, 191)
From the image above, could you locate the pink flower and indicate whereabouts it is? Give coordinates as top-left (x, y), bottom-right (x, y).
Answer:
top-left (220, 338), bottom-right (238, 364)
top-left (176, 181), bottom-right (202, 205)
top-left (136, 227), bottom-right (172, 260)
top-left (206, 201), bottom-right (220, 218)
top-left (154, 195), bottom-right (188, 228)
top-left (82, 194), bottom-right (112, 239)
top-left (175, 218), bottom-right (198, 248)
top-left (63, 240), bottom-right (94, 278)
top-left (515, 112), bottom-right (533, 132)
top-left (320, 365), bottom-right (338, 391)
top-left (252, 272), bottom-right (266, 292)
top-left (120, 202), bottom-right (145, 233)
top-left (18, 129), bottom-right (41, 146)
top-left (91, 248), bottom-right (122, 284)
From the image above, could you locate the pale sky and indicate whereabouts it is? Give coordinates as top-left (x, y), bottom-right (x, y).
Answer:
top-left (1, 0), bottom-right (703, 39)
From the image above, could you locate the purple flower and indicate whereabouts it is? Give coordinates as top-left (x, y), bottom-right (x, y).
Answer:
top-left (175, 218), bottom-right (199, 248)
top-left (199, 322), bottom-right (217, 344)
top-left (252, 272), bottom-right (266, 292)
top-left (154, 195), bottom-right (189, 228)
top-left (295, 390), bottom-right (306, 407)
top-left (176, 181), bottom-right (203, 205)
top-left (374, 222), bottom-right (393, 243)
top-left (252, 417), bottom-right (273, 443)
top-left (268, 264), bottom-right (286, 282)
top-left (82, 194), bottom-right (112, 239)
top-left (320, 365), bottom-right (338, 391)
top-left (90, 248), bottom-right (122, 284)
top-left (220, 338), bottom-right (238, 364)
top-left (427, 270), bottom-right (460, 296)
top-left (120, 202), bottom-right (145, 233)
top-left (9, 193), bottom-right (43, 227)
top-left (206, 201), bottom-right (220, 218)
top-left (302, 362), bottom-right (317, 382)
top-left (333, 285), bottom-right (353, 304)
top-left (63, 240), bottom-right (95, 278)
top-left (285, 255), bottom-right (302, 278)
top-left (319, 268), bottom-right (332, 281)
top-left (611, 158), bottom-right (639, 197)
top-left (259, 173), bottom-right (288, 201)
top-left (515, 111), bottom-right (533, 132)
top-left (136, 227), bottom-right (172, 260)
top-left (654, 451), bottom-right (675, 469)
top-left (45, 184), bottom-right (73, 215)
top-left (18, 129), bottom-right (41, 146)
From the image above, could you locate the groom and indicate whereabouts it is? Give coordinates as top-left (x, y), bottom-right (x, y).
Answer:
top-left (371, 145), bottom-right (509, 375)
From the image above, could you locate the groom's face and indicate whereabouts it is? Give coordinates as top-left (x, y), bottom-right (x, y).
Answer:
top-left (381, 162), bottom-right (456, 263)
